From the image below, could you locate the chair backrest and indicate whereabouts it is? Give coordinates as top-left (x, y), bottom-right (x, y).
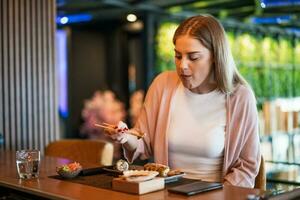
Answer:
top-left (45, 139), bottom-right (114, 166)
top-left (254, 156), bottom-right (266, 190)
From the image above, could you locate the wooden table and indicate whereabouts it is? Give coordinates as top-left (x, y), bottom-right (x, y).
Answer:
top-left (0, 150), bottom-right (263, 200)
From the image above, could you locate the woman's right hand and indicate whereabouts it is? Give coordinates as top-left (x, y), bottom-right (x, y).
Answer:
top-left (104, 121), bottom-right (129, 144)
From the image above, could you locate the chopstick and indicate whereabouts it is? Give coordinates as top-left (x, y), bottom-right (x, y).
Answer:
top-left (102, 122), bottom-right (117, 129)
top-left (94, 124), bottom-right (116, 133)
top-left (94, 123), bottom-right (145, 139)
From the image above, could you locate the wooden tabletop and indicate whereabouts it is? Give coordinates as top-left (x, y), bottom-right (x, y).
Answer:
top-left (0, 150), bottom-right (263, 200)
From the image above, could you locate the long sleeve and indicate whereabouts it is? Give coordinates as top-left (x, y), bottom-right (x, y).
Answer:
top-left (123, 72), bottom-right (169, 163)
top-left (223, 85), bottom-right (261, 188)
top-left (123, 71), bottom-right (180, 164)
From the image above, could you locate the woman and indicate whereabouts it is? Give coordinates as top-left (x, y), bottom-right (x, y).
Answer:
top-left (109, 14), bottom-right (261, 188)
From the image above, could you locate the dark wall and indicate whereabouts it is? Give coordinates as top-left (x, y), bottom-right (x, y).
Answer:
top-left (66, 22), bottom-right (135, 137)
top-left (129, 35), bottom-right (144, 91)
top-left (67, 28), bottom-right (108, 137)
top-left (105, 27), bottom-right (129, 104)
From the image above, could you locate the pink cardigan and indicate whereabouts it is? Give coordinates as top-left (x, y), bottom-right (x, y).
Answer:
top-left (124, 71), bottom-right (261, 188)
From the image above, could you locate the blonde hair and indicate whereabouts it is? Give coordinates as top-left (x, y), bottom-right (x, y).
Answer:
top-left (173, 14), bottom-right (247, 93)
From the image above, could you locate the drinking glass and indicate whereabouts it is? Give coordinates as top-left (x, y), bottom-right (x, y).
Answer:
top-left (16, 149), bottom-right (40, 179)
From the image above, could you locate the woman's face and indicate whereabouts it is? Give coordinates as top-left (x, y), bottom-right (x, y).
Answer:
top-left (174, 35), bottom-right (214, 93)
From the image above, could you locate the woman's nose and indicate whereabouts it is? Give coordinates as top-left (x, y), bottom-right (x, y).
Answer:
top-left (179, 59), bottom-right (189, 71)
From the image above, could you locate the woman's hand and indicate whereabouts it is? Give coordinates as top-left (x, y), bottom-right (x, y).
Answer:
top-left (105, 121), bottom-right (129, 144)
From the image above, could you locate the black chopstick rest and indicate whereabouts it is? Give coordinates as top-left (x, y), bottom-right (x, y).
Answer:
top-left (80, 166), bottom-right (109, 176)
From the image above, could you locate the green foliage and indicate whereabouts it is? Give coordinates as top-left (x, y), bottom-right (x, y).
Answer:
top-left (294, 69), bottom-right (300, 96)
top-left (235, 33), bottom-right (261, 64)
top-left (278, 37), bottom-right (293, 66)
top-left (228, 33), bottom-right (297, 101)
top-left (261, 37), bottom-right (279, 66)
top-left (295, 39), bottom-right (300, 67)
top-left (155, 22), bottom-right (178, 72)
top-left (227, 31), bottom-right (236, 57)
top-left (294, 39), bottom-right (300, 96)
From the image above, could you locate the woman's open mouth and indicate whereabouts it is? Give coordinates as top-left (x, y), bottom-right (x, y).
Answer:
top-left (180, 74), bottom-right (192, 79)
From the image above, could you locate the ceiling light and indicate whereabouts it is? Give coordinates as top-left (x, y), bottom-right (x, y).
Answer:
top-left (60, 17), bottom-right (69, 24)
top-left (56, 14), bottom-right (93, 25)
top-left (127, 14), bottom-right (137, 22)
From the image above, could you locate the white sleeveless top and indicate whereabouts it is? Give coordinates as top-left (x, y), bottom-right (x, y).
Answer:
top-left (168, 83), bottom-right (226, 182)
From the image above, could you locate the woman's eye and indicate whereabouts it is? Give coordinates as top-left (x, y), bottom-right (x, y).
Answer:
top-left (189, 56), bottom-right (199, 61)
top-left (175, 55), bottom-right (181, 59)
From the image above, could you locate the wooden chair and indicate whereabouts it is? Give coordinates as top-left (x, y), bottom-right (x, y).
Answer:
top-left (45, 139), bottom-right (114, 166)
top-left (254, 156), bottom-right (266, 190)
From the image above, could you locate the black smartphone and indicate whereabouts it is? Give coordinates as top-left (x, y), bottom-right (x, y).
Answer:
top-left (168, 181), bottom-right (223, 196)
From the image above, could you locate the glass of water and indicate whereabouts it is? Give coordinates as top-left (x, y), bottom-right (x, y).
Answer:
top-left (16, 149), bottom-right (40, 179)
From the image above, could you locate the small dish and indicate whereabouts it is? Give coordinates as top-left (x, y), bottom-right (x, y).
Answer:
top-left (56, 162), bottom-right (82, 179)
